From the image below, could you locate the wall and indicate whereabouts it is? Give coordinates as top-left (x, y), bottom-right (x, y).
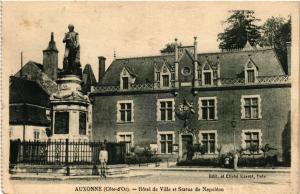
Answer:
top-left (9, 125), bottom-right (48, 141)
top-left (92, 85), bottom-right (290, 161)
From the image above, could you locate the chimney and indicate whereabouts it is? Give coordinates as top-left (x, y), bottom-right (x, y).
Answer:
top-left (193, 37), bottom-right (199, 87)
top-left (286, 42), bottom-right (291, 76)
top-left (194, 36), bottom-right (197, 60)
top-left (98, 56), bottom-right (106, 84)
top-left (174, 38), bottom-right (179, 88)
top-left (43, 32), bottom-right (58, 80)
top-left (174, 38), bottom-right (179, 62)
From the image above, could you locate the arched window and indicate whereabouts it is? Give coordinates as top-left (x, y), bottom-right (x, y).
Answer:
top-left (202, 63), bottom-right (213, 86)
top-left (160, 64), bottom-right (171, 88)
top-left (244, 60), bottom-right (258, 84)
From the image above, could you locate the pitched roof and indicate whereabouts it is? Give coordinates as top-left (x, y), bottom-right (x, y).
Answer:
top-left (9, 76), bottom-right (51, 126)
top-left (101, 48), bottom-right (285, 86)
top-left (82, 64), bottom-right (97, 93)
top-left (14, 61), bottom-right (59, 94)
top-left (9, 76), bottom-right (50, 107)
top-left (15, 61), bottom-right (63, 77)
top-left (102, 54), bottom-right (174, 85)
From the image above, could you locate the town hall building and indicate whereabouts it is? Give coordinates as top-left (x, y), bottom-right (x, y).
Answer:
top-left (90, 37), bottom-right (291, 163)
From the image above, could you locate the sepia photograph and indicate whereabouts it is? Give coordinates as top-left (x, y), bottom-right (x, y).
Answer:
top-left (2, 1), bottom-right (299, 194)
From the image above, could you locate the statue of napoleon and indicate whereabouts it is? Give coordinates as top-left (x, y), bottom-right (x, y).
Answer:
top-left (62, 24), bottom-right (82, 77)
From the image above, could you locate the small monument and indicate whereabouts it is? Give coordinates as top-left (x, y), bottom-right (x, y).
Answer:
top-left (50, 25), bottom-right (90, 141)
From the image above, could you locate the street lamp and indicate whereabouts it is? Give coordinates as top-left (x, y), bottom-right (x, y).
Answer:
top-left (231, 118), bottom-right (237, 152)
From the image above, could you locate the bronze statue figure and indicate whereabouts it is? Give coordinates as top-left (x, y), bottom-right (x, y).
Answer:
top-left (63, 24), bottom-right (81, 77)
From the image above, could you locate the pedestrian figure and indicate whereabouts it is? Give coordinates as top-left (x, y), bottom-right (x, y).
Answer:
top-left (233, 152), bottom-right (239, 171)
top-left (99, 145), bottom-right (108, 178)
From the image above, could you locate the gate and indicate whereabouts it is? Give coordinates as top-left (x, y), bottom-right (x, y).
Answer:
top-left (9, 140), bottom-right (21, 165)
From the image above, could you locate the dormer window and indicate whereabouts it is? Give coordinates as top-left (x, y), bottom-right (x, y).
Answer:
top-left (122, 77), bottom-right (129, 89)
top-left (204, 72), bottom-right (212, 85)
top-left (246, 70), bottom-right (255, 83)
top-left (244, 59), bottom-right (258, 84)
top-left (120, 66), bottom-right (136, 90)
top-left (156, 63), bottom-right (171, 88)
top-left (202, 64), bottom-right (213, 86)
top-left (162, 75), bottom-right (170, 87)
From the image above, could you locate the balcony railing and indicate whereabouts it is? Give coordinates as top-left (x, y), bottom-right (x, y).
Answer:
top-left (94, 75), bottom-right (290, 93)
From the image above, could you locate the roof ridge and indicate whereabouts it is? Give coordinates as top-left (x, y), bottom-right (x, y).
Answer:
top-left (113, 48), bottom-right (274, 61)
top-left (116, 53), bottom-right (174, 60)
top-left (199, 48), bottom-right (274, 56)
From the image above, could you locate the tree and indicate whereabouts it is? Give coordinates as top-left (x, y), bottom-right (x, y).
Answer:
top-left (160, 42), bottom-right (182, 54)
top-left (260, 16), bottom-right (291, 72)
top-left (217, 10), bottom-right (261, 50)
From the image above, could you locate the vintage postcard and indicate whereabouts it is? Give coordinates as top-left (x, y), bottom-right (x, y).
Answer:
top-left (2, 1), bottom-right (299, 194)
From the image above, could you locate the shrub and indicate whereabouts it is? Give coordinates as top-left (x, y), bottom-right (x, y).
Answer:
top-left (125, 146), bottom-right (161, 164)
top-left (125, 155), bottom-right (161, 164)
top-left (177, 158), bottom-right (220, 167)
top-left (238, 157), bottom-right (267, 167)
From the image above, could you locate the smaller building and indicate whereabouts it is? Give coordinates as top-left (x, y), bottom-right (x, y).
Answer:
top-left (9, 76), bottom-right (51, 141)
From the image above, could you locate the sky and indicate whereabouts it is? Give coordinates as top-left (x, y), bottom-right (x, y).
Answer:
top-left (3, 2), bottom-right (296, 80)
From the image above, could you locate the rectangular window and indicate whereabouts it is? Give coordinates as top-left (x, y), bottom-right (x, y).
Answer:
top-left (79, 112), bottom-right (87, 135)
top-left (162, 75), bottom-right (169, 87)
top-left (159, 101), bottom-right (173, 121)
top-left (244, 132), bottom-right (260, 153)
top-left (204, 72), bottom-right (212, 85)
top-left (54, 112), bottom-right (69, 134)
top-left (160, 134), bottom-right (173, 154)
top-left (122, 77), bottom-right (129, 89)
top-left (118, 101), bottom-right (133, 122)
top-left (118, 133), bottom-right (133, 153)
top-left (243, 97), bottom-right (260, 119)
top-left (247, 70), bottom-right (255, 83)
top-left (201, 133), bottom-right (216, 154)
top-left (199, 97), bottom-right (217, 120)
top-left (34, 130), bottom-right (40, 141)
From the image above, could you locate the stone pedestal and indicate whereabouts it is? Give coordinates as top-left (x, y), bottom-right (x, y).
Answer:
top-left (50, 75), bottom-right (90, 140)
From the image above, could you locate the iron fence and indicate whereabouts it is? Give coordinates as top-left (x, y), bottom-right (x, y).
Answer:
top-left (10, 139), bottom-right (126, 166)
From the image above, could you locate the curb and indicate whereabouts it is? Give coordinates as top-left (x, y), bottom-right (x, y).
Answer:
top-left (129, 167), bottom-right (290, 173)
top-left (10, 173), bottom-right (151, 181)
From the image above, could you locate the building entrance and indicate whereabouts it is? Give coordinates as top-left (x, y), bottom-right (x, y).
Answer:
top-left (181, 134), bottom-right (193, 161)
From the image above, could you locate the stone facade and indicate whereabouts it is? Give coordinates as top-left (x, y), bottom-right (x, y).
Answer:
top-left (91, 38), bottom-right (291, 162)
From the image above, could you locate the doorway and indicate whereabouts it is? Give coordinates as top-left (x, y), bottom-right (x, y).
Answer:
top-left (181, 134), bottom-right (193, 161)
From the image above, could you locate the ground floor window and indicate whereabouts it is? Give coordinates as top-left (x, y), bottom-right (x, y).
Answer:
top-left (33, 130), bottom-right (40, 141)
top-left (117, 132), bottom-right (133, 153)
top-left (199, 130), bottom-right (217, 154)
top-left (158, 132), bottom-right (174, 154)
top-left (242, 129), bottom-right (262, 154)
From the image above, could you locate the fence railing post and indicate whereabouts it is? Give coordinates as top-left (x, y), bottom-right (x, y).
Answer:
top-left (65, 138), bottom-right (70, 176)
